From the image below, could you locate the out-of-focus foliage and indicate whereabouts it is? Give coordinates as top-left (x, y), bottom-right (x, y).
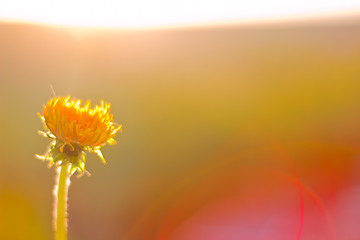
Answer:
top-left (1, 18), bottom-right (360, 239)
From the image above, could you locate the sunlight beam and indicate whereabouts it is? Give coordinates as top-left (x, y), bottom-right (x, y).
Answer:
top-left (0, 0), bottom-right (359, 28)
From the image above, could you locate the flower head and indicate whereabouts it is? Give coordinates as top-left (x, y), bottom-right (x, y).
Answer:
top-left (37, 96), bottom-right (122, 174)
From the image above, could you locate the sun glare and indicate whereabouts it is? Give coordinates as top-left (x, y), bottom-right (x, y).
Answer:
top-left (0, 0), bottom-right (359, 28)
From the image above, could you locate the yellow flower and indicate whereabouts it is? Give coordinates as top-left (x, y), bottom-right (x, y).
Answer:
top-left (37, 96), bottom-right (122, 173)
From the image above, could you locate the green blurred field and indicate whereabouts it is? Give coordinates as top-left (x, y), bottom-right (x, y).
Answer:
top-left (1, 17), bottom-right (360, 239)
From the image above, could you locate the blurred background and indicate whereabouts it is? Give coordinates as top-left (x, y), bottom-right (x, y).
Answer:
top-left (1, 2), bottom-right (360, 240)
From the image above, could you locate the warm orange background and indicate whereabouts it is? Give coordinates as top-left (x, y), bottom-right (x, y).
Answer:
top-left (1, 17), bottom-right (360, 240)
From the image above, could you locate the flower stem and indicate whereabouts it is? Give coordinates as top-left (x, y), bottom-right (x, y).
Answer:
top-left (55, 161), bottom-right (71, 240)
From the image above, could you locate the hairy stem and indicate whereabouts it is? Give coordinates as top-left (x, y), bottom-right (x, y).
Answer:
top-left (55, 161), bottom-right (71, 240)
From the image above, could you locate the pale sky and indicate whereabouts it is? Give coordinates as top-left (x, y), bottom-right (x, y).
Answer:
top-left (0, 0), bottom-right (359, 28)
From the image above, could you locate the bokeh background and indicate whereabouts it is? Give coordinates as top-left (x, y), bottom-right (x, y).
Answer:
top-left (1, 16), bottom-right (360, 240)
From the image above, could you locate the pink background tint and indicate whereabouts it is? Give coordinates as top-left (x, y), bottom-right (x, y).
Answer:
top-left (158, 140), bottom-right (358, 240)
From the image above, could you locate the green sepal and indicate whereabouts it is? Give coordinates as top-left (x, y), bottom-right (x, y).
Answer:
top-left (47, 140), bottom-right (88, 175)
top-left (53, 153), bottom-right (67, 162)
